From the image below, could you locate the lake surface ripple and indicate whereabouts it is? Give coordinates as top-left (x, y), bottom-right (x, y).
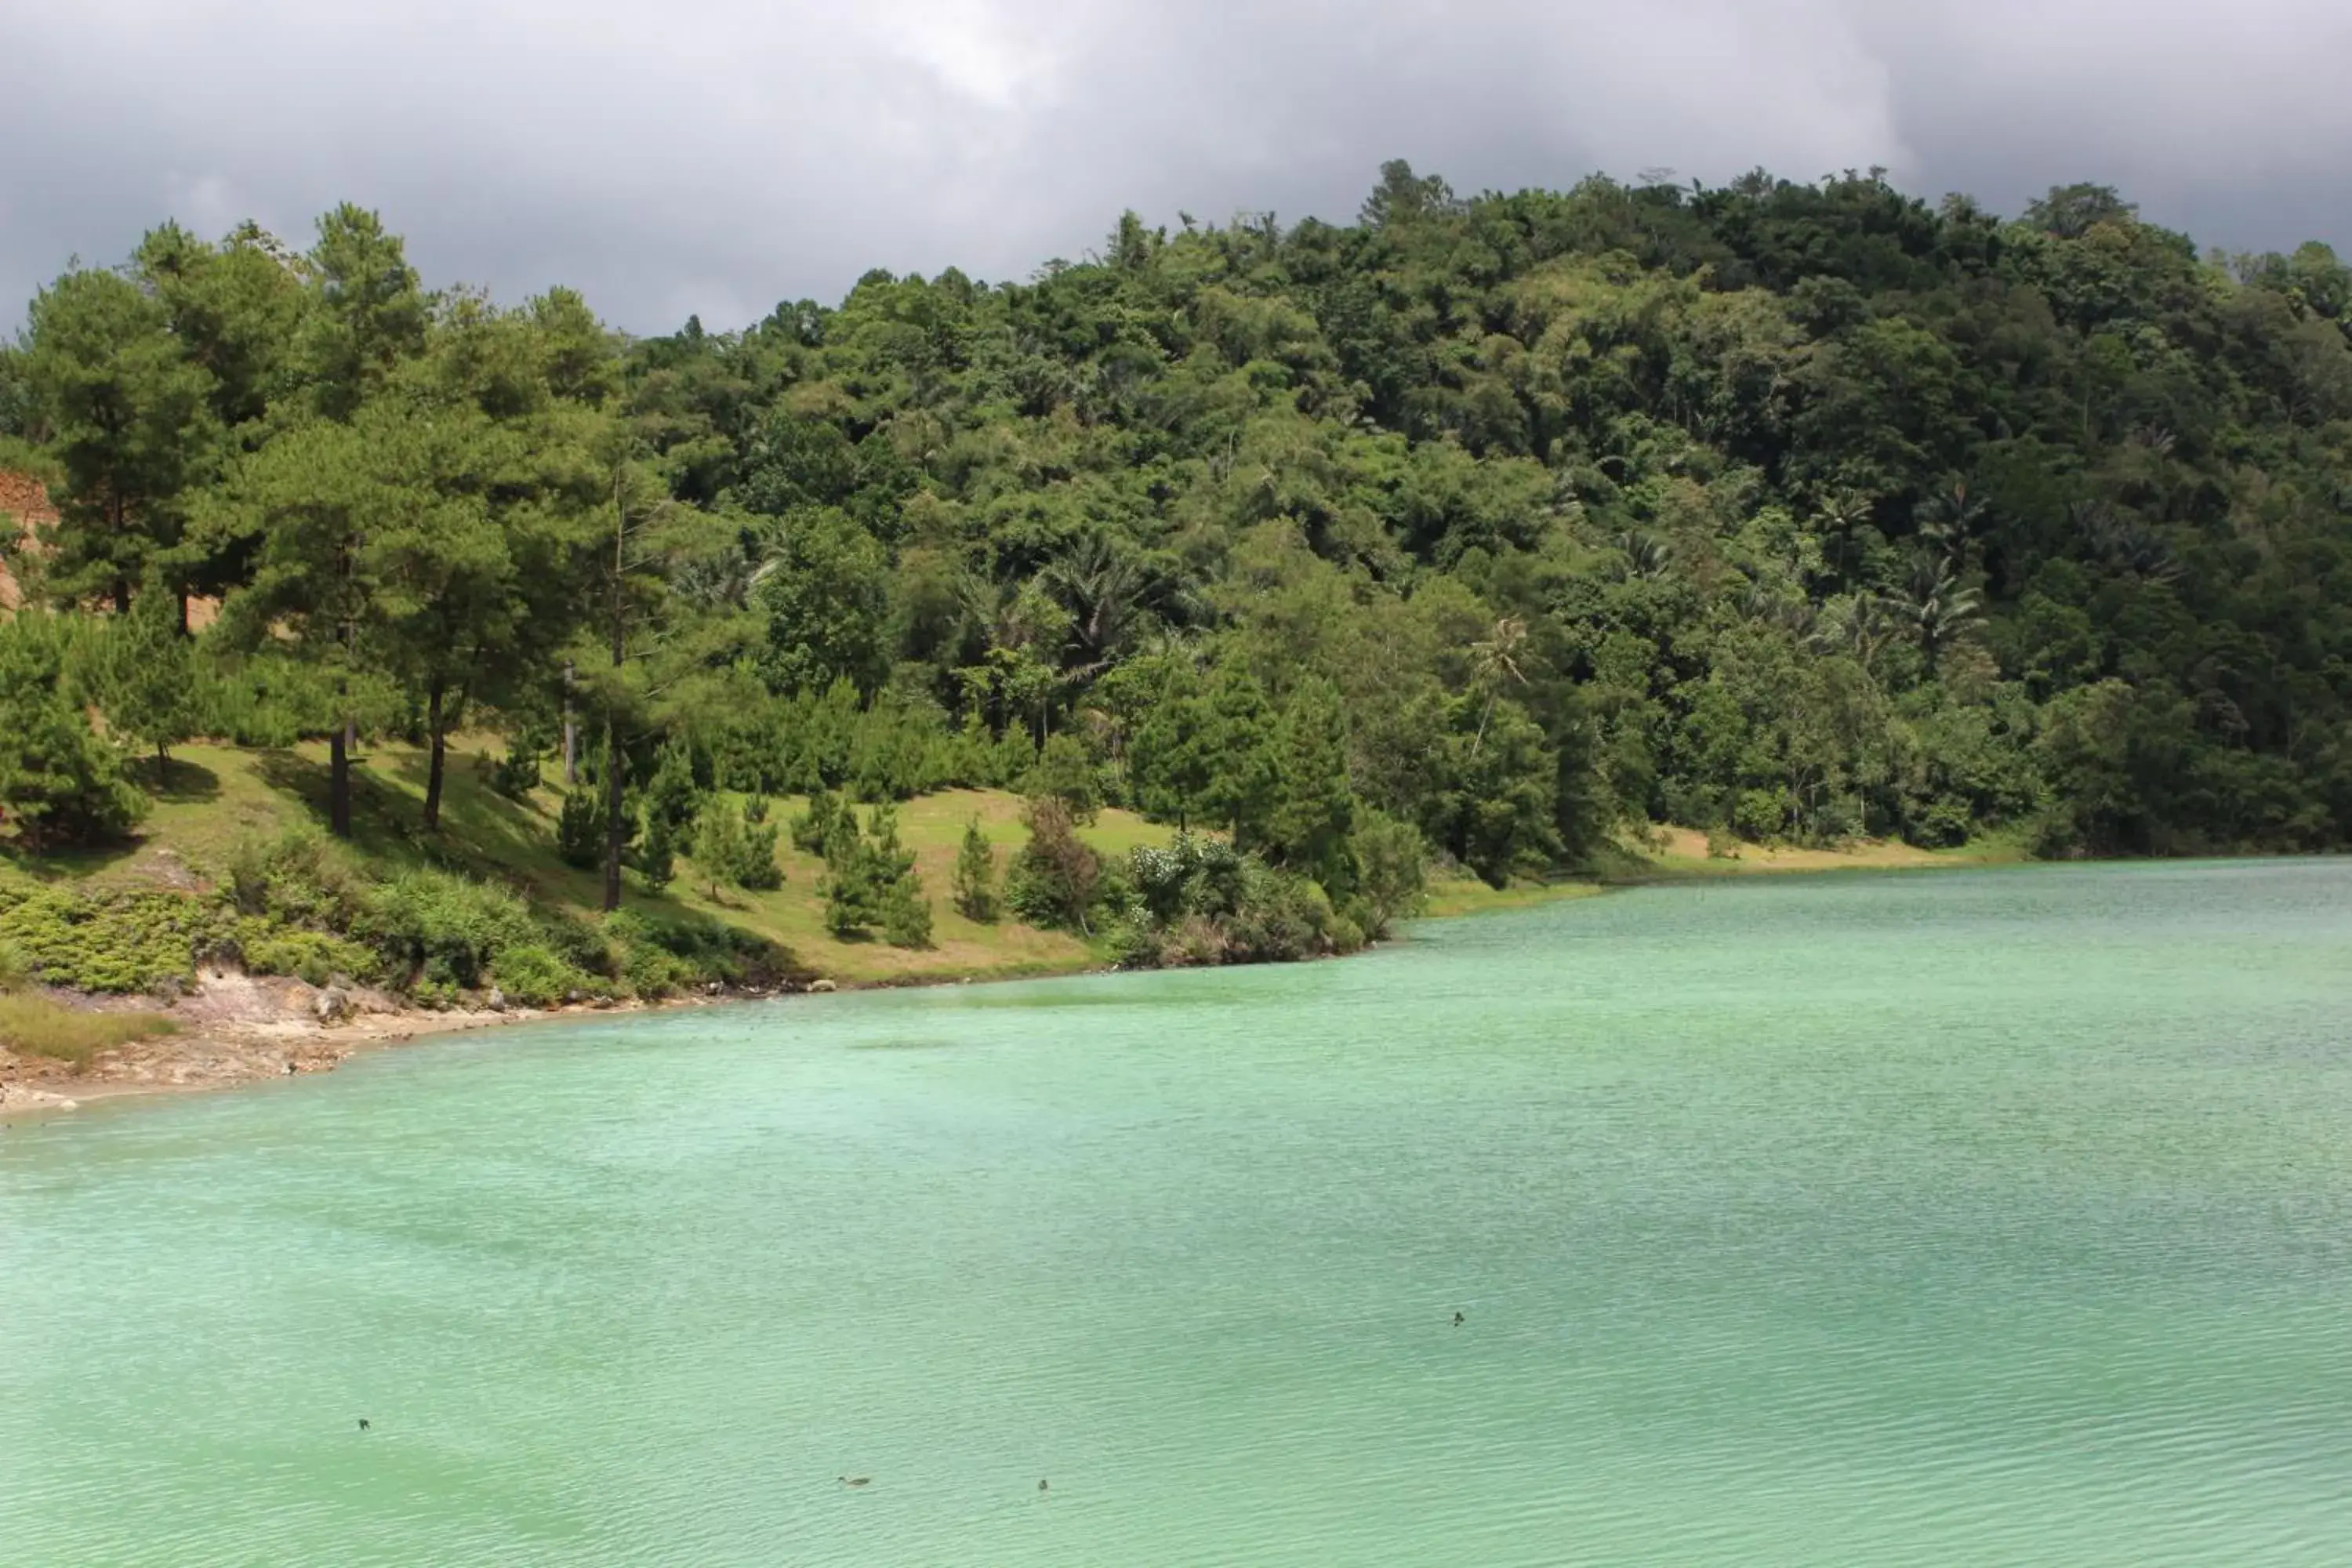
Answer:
top-left (5, 860), bottom-right (2350, 1564)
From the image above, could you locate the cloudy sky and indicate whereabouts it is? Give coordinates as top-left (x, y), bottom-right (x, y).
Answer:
top-left (6, 0), bottom-right (2349, 336)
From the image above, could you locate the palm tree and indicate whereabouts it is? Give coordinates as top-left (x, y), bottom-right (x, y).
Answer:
top-left (2072, 500), bottom-right (2180, 583)
top-left (1040, 532), bottom-right (1149, 675)
top-left (1914, 481), bottom-right (1986, 568)
top-left (1467, 615), bottom-right (1530, 757)
top-left (1617, 530), bottom-right (1672, 581)
top-left (1881, 553), bottom-right (1982, 670)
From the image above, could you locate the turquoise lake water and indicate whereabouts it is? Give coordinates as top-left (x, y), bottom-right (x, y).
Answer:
top-left (5, 860), bottom-right (2351, 1564)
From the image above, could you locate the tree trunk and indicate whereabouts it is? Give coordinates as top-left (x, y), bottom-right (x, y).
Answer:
top-left (111, 579), bottom-right (131, 615)
top-left (157, 740), bottom-right (170, 790)
top-left (562, 659), bottom-right (578, 786)
top-left (602, 713), bottom-right (626, 913)
top-left (422, 679), bottom-right (447, 832)
top-left (329, 724), bottom-right (352, 837)
top-left (601, 471), bottom-right (627, 912)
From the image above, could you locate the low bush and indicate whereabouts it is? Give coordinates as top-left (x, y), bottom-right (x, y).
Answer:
top-left (605, 908), bottom-right (788, 996)
top-left (355, 869), bottom-right (539, 990)
top-left (0, 880), bottom-right (220, 993)
top-left (234, 920), bottom-right (379, 987)
top-left (1005, 797), bottom-right (1102, 932)
top-left (1110, 837), bottom-right (1341, 968)
top-left (490, 942), bottom-right (598, 1007)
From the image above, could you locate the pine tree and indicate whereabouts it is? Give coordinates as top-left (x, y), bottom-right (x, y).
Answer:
top-left (735, 800), bottom-right (783, 891)
top-left (631, 739), bottom-right (701, 893)
top-left (555, 786), bottom-right (605, 870)
top-left (1267, 677), bottom-right (1356, 889)
top-left (952, 817), bottom-right (1000, 922)
top-left (692, 798), bottom-right (750, 899)
top-left (96, 569), bottom-right (198, 786)
top-left (20, 267), bottom-right (217, 613)
top-left (791, 788), bottom-right (848, 855)
top-left (1131, 664), bottom-right (1216, 831)
top-left (1026, 732), bottom-right (1100, 823)
top-left (822, 804), bottom-right (880, 937)
top-left (881, 873), bottom-right (934, 948)
top-left (0, 616), bottom-right (147, 851)
top-left (1202, 662), bottom-right (1280, 848)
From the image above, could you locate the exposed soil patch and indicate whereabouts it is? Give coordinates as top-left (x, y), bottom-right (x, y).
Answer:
top-left (0, 967), bottom-right (591, 1113)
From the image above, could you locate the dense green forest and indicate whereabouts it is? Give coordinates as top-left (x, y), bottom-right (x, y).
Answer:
top-left (4, 164), bottom-right (2350, 973)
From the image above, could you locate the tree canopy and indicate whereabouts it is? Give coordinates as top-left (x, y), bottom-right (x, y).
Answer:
top-left (5, 164), bottom-right (2351, 880)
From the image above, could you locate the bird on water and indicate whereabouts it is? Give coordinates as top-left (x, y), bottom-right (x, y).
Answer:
top-left (1453, 1311), bottom-right (1465, 1327)
top-left (1039, 1479), bottom-right (1049, 1493)
top-left (839, 1475), bottom-right (870, 1488)
top-left (357, 1418), bottom-right (371, 1432)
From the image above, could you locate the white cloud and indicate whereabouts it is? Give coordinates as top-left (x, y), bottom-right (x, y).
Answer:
top-left (3, 0), bottom-right (2344, 336)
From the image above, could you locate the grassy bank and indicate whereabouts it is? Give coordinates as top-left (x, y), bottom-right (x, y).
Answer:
top-left (1413, 824), bottom-right (2024, 925)
top-left (5, 734), bottom-right (2036, 1020)
top-left (5, 735), bottom-right (1180, 991)
top-left (1614, 826), bottom-right (2033, 880)
top-left (9, 735), bottom-right (2034, 975)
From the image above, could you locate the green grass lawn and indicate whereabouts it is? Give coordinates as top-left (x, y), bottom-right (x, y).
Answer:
top-left (1617, 824), bottom-right (2034, 880)
top-left (14, 737), bottom-right (1178, 987)
top-left (11, 739), bottom-right (2037, 991)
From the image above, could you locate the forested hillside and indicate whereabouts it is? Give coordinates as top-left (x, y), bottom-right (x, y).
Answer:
top-left (4, 164), bottom-right (2350, 984)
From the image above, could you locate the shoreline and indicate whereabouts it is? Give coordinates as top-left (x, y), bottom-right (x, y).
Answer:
top-left (0, 837), bottom-right (2022, 1119)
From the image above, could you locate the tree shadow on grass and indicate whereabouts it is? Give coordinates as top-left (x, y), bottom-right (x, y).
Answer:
top-left (249, 745), bottom-right (761, 936)
top-left (0, 838), bottom-right (142, 881)
top-left (136, 757), bottom-right (223, 805)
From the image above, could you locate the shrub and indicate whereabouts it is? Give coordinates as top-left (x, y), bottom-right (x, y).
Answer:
top-left (355, 869), bottom-right (537, 990)
top-left (90, 569), bottom-right (198, 782)
top-left (1904, 797), bottom-right (1973, 850)
top-left (1221, 863), bottom-right (1330, 963)
top-left (189, 651), bottom-right (338, 748)
top-left (988, 725), bottom-right (1038, 789)
top-left (1348, 813), bottom-right (1427, 940)
top-left (604, 908), bottom-right (786, 996)
top-left (490, 942), bottom-right (594, 1007)
top-left (1129, 833), bottom-right (1246, 925)
top-left (848, 692), bottom-right (946, 800)
top-left (0, 882), bottom-right (219, 993)
top-left (1327, 912), bottom-right (1367, 956)
top-left (535, 909), bottom-right (615, 978)
top-left (1006, 796), bottom-right (1101, 932)
top-left (1733, 786), bottom-right (1792, 843)
top-left (225, 825), bottom-right (368, 927)
top-left (236, 920), bottom-right (377, 987)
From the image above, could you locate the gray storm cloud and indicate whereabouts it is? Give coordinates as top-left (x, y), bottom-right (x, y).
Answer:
top-left (5, 0), bottom-right (2348, 334)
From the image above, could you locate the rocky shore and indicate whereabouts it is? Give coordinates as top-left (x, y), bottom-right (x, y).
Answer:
top-left (0, 967), bottom-right (762, 1116)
